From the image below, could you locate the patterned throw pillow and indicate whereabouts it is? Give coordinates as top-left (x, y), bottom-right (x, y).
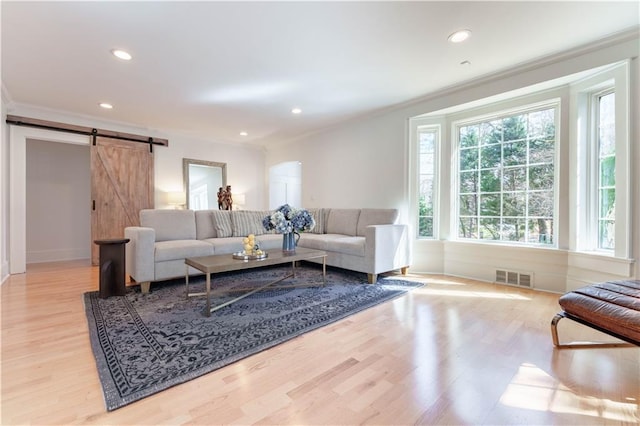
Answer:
top-left (211, 210), bottom-right (233, 238)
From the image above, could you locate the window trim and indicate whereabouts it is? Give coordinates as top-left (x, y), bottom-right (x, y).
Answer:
top-left (571, 61), bottom-right (630, 259)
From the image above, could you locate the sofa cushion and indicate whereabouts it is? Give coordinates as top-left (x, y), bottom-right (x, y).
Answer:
top-left (298, 233), bottom-right (365, 257)
top-left (356, 209), bottom-right (399, 236)
top-left (195, 210), bottom-right (216, 239)
top-left (232, 210), bottom-right (272, 237)
top-left (211, 210), bottom-right (233, 238)
top-left (140, 209), bottom-right (196, 242)
top-left (326, 209), bottom-right (360, 236)
top-left (154, 239), bottom-right (214, 262)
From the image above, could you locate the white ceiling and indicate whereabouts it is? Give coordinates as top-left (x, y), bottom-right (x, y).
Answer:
top-left (2, 1), bottom-right (638, 147)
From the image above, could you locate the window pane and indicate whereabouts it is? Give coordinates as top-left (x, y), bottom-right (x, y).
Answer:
top-left (480, 169), bottom-right (500, 193)
top-left (597, 92), bottom-right (615, 250)
top-left (459, 194), bottom-right (478, 216)
top-left (480, 144), bottom-right (501, 168)
top-left (599, 220), bottom-right (615, 250)
top-left (418, 217), bottom-right (433, 238)
top-left (503, 115), bottom-right (527, 142)
top-left (503, 192), bottom-right (525, 217)
top-left (418, 129), bottom-right (436, 238)
top-left (502, 167), bottom-right (527, 191)
top-left (420, 132), bottom-right (435, 151)
top-left (480, 218), bottom-right (500, 240)
top-left (460, 148), bottom-right (478, 171)
top-left (528, 219), bottom-right (553, 244)
top-left (528, 164), bottom-right (554, 190)
top-left (460, 125), bottom-right (479, 148)
top-left (528, 109), bottom-right (555, 138)
top-left (480, 194), bottom-right (500, 216)
top-left (502, 219), bottom-right (525, 242)
top-left (503, 141), bottom-right (527, 166)
top-left (457, 105), bottom-right (556, 246)
top-left (460, 171), bottom-right (478, 193)
top-left (600, 156), bottom-right (615, 187)
top-left (459, 217), bottom-right (477, 238)
top-left (600, 188), bottom-right (615, 218)
top-left (420, 154), bottom-right (434, 174)
top-left (599, 93), bottom-right (615, 155)
top-left (528, 191), bottom-right (554, 217)
top-left (480, 120), bottom-right (502, 145)
top-left (529, 138), bottom-right (554, 164)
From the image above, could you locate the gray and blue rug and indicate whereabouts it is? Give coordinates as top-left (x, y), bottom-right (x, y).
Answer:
top-left (83, 264), bottom-right (422, 411)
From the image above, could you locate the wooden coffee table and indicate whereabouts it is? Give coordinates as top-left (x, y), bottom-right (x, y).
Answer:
top-left (185, 247), bottom-right (327, 316)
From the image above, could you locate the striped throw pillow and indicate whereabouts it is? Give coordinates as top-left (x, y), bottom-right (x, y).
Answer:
top-left (211, 210), bottom-right (233, 238)
top-left (232, 210), bottom-right (272, 237)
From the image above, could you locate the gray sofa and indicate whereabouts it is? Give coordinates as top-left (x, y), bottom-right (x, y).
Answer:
top-left (124, 208), bottom-right (411, 293)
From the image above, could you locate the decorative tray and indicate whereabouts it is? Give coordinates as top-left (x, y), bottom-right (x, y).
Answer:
top-left (232, 252), bottom-right (268, 260)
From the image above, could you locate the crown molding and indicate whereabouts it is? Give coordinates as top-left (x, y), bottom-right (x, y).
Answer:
top-left (263, 26), bottom-right (640, 150)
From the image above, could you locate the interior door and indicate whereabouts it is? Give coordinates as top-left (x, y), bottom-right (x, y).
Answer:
top-left (91, 136), bottom-right (154, 265)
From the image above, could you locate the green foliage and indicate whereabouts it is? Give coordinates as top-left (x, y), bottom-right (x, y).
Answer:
top-left (418, 194), bottom-right (433, 237)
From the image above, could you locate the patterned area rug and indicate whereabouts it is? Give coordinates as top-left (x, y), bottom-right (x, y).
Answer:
top-left (84, 264), bottom-right (422, 411)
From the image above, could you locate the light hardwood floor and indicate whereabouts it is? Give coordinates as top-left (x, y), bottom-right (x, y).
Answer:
top-left (1, 261), bottom-right (638, 425)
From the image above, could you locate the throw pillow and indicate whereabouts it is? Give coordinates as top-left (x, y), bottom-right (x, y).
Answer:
top-left (306, 208), bottom-right (325, 234)
top-left (232, 210), bottom-right (270, 237)
top-left (211, 210), bottom-right (233, 238)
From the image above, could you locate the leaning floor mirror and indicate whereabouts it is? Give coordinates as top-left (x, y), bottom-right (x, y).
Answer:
top-left (183, 158), bottom-right (227, 210)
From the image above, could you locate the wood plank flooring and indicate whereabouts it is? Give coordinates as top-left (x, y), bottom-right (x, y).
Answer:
top-left (1, 261), bottom-right (638, 425)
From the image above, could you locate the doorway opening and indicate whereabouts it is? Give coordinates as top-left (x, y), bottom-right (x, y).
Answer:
top-left (269, 161), bottom-right (302, 209)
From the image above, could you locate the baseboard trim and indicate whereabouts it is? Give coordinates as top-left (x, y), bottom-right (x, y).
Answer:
top-left (26, 248), bottom-right (90, 264)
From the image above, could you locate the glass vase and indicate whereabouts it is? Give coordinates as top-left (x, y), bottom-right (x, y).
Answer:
top-left (282, 232), bottom-right (299, 254)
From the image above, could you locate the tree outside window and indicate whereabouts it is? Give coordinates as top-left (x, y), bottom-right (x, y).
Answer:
top-left (457, 107), bottom-right (556, 245)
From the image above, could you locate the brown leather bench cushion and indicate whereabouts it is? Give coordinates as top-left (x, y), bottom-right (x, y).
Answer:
top-left (559, 280), bottom-right (640, 343)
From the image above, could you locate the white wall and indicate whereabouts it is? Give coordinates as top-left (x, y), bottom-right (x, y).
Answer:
top-left (266, 109), bottom-right (409, 217)
top-left (25, 139), bottom-right (90, 263)
top-left (266, 34), bottom-right (640, 293)
top-left (1, 88), bottom-right (8, 282)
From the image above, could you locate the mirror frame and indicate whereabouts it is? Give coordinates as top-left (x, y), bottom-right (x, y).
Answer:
top-left (183, 158), bottom-right (227, 210)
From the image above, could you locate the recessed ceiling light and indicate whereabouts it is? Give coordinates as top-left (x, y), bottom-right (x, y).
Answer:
top-left (99, 103), bottom-right (113, 109)
top-left (111, 49), bottom-right (132, 61)
top-left (291, 108), bottom-right (302, 114)
top-left (239, 131), bottom-right (248, 136)
top-left (448, 29), bottom-right (471, 43)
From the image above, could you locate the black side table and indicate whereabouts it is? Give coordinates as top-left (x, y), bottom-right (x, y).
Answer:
top-left (94, 238), bottom-right (130, 298)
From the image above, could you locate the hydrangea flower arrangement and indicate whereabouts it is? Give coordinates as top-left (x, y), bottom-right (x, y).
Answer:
top-left (263, 204), bottom-right (315, 234)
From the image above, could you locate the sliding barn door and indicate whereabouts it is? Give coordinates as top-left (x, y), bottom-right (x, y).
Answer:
top-left (91, 136), bottom-right (154, 265)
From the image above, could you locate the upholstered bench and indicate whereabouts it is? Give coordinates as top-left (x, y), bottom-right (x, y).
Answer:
top-left (551, 279), bottom-right (640, 348)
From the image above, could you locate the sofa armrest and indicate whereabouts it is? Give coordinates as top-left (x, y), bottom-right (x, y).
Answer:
top-left (364, 224), bottom-right (411, 274)
top-left (124, 226), bottom-right (156, 283)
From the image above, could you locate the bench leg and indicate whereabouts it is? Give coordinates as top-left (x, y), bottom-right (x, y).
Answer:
top-left (551, 312), bottom-right (634, 349)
